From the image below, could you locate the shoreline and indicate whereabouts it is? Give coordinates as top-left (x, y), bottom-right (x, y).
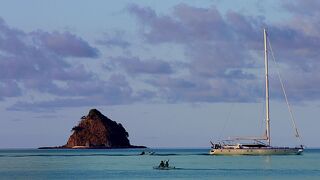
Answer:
top-left (38, 145), bottom-right (147, 149)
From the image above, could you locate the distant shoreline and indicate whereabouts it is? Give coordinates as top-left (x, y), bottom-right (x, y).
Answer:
top-left (38, 145), bottom-right (147, 149)
top-left (0, 147), bottom-right (318, 150)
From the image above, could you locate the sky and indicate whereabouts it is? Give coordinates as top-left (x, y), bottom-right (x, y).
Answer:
top-left (0, 0), bottom-right (319, 148)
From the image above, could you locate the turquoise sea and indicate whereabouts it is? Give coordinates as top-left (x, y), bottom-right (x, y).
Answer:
top-left (0, 148), bottom-right (319, 179)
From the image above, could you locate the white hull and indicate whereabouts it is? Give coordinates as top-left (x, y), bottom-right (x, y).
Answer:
top-left (210, 148), bottom-right (303, 155)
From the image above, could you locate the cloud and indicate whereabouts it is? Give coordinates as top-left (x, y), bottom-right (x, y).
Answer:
top-left (128, 3), bottom-right (261, 77)
top-left (3, 0), bottom-right (320, 111)
top-left (8, 75), bottom-right (158, 111)
top-left (282, 0), bottom-right (320, 17)
top-left (128, 3), bottom-right (263, 45)
top-left (146, 76), bottom-right (260, 103)
top-left (0, 80), bottom-right (21, 99)
top-left (0, 17), bottom-right (158, 111)
top-left (7, 74), bottom-right (140, 111)
top-left (96, 31), bottom-right (131, 49)
top-left (31, 30), bottom-right (99, 58)
top-left (264, 0), bottom-right (320, 101)
top-left (0, 17), bottom-right (100, 101)
top-left (127, 2), bottom-right (320, 103)
top-left (111, 56), bottom-right (173, 75)
top-left (127, 3), bottom-right (263, 102)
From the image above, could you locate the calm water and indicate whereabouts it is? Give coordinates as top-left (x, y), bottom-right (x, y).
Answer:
top-left (0, 148), bottom-right (319, 179)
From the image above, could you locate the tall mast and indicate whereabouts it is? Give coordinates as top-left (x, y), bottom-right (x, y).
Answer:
top-left (264, 29), bottom-right (271, 146)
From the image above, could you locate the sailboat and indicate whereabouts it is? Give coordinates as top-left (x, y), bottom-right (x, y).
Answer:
top-left (210, 29), bottom-right (304, 155)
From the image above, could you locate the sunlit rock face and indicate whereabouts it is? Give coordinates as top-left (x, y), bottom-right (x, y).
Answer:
top-left (66, 109), bottom-right (132, 148)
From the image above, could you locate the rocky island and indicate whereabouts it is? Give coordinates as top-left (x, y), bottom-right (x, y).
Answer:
top-left (39, 109), bottom-right (145, 149)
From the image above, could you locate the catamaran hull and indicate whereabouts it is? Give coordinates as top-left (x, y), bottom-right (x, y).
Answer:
top-left (210, 148), bottom-right (303, 155)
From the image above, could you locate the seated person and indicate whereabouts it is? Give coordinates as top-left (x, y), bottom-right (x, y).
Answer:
top-left (159, 161), bottom-right (164, 167)
top-left (165, 160), bottom-right (169, 167)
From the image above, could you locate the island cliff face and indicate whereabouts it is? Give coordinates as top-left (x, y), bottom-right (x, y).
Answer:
top-left (64, 109), bottom-right (144, 149)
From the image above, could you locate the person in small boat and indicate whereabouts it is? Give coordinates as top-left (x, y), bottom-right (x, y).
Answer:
top-left (165, 160), bottom-right (169, 167)
top-left (159, 161), bottom-right (165, 168)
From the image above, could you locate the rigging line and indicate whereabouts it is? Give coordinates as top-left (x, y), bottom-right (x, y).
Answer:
top-left (217, 103), bottom-right (234, 141)
top-left (267, 39), bottom-right (303, 145)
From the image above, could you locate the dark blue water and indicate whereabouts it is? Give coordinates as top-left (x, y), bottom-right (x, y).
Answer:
top-left (0, 148), bottom-right (319, 179)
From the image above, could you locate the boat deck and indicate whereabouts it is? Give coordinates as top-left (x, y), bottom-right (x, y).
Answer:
top-left (210, 147), bottom-right (303, 155)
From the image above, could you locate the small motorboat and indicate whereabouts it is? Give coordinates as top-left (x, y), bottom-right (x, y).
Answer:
top-left (153, 160), bottom-right (175, 170)
top-left (153, 166), bottom-right (175, 170)
top-left (140, 151), bottom-right (155, 155)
